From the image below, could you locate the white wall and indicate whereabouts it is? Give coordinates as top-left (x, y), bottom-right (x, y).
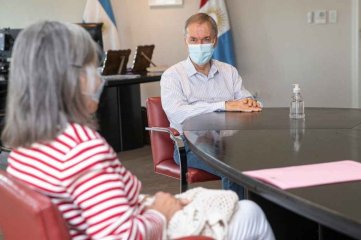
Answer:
top-left (0, 0), bottom-right (87, 27)
top-left (112, 0), bottom-right (199, 106)
top-left (0, 0), bottom-right (358, 107)
top-left (113, 0), bottom-right (356, 107)
top-left (358, 0), bottom-right (361, 107)
top-left (228, 0), bottom-right (353, 107)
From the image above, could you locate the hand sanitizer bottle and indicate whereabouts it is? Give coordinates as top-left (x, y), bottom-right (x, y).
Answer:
top-left (289, 84), bottom-right (305, 119)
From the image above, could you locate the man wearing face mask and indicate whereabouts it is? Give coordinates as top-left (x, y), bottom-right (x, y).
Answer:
top-left (160, 13), bottom-right (262, 199)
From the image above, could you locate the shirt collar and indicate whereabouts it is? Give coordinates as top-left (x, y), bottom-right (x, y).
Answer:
top-left (184, 57), bottom-right (197, 77)
top-left (184, 57), bottom-right (219, 78)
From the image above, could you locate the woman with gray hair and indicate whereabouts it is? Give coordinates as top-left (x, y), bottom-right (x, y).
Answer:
top-left (2, 21), bottom-right (274, 240)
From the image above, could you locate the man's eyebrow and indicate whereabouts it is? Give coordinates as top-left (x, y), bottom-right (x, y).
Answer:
top-left (188, 36), bottom-right (212, 39)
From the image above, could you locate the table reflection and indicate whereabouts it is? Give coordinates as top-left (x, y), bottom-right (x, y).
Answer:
top-left (289, 118), bottom-right (305, 152)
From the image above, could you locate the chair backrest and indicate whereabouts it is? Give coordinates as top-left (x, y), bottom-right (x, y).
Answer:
top-left (146, 97), bottom-right (174, 167)
top-left (0, 169), bottom-right (70, 240)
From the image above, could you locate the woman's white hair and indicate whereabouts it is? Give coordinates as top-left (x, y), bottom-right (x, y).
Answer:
top-left (1, 21), bottom-right (98, 147)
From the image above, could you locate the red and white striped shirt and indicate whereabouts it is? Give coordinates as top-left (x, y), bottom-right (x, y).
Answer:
top-left (7, 123), bottom-right (165, 240)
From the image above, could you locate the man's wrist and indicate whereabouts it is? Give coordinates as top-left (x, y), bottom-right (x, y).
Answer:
top-left (223, 101), bottom-right (229, 111)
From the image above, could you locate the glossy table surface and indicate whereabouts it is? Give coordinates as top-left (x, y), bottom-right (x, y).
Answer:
top-left (183, 108), bottom-right (361, 239)
top-left (0, 73), bottom-right (161, 87)
top-left (103, 73), bottom-right (161, 86)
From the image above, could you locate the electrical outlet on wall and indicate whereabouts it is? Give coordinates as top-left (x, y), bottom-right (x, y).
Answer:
top-left (314, 10), bottom-right (327, 24)
top-left (307, 11), bottom-right (314, 24)
top-left (328, 10), bottom-right (337, 24)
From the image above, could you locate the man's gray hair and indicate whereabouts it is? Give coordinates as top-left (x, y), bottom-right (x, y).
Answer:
top-left (1, 21), bottom-right (98, 147)
top-left (184, 13), bottom-right (218, 37)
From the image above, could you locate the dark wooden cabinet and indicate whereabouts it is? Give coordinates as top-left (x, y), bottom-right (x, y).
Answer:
top-left (0, 74), bottom-right (161, 152)
top-left (97, 74), bottom-right (161, 152)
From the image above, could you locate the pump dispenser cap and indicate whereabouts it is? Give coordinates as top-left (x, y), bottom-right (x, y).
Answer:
top-left (293, 84), bottom-right (300, 93)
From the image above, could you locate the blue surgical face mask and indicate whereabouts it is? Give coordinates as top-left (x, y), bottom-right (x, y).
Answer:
top-left (85, 66), bottom-right (105, 103)
top-left (188, 43), bottom-right (215, 65)
top-left (90, 78), bottom-right (105, 102)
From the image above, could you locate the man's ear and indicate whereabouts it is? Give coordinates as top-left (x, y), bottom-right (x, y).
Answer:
top-left (213, 37), bottom-right (218, 48)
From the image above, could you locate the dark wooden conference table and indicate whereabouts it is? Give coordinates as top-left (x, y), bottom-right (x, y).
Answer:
top-left (183, 108), bottom-right (361, 240)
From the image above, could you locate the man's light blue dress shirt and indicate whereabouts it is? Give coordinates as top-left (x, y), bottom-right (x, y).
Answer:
top-left (161, 58), bottom-right (253, 133)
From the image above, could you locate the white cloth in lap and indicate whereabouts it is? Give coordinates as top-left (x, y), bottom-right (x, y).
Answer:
top-left (167, 187), bottom-right (239, 240)
top-left (141, 188), bottom-right (275, 240)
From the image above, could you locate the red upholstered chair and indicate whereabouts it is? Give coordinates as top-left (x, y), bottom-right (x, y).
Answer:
top-left (0, 170), bottom-right (213, 240)
top-left (146, 97), bottom-right (219, 192)
top-left (0, 169), bottom-right (71, 240)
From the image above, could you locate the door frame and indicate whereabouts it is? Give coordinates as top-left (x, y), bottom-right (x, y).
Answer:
top-left (352, 0), bottom-right (359, 107)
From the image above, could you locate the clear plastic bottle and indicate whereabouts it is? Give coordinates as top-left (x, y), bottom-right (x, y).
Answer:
top-left (289, 84), bottom-right (305, 119)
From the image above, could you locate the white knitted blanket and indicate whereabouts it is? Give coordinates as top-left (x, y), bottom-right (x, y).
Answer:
top-left (167, 187), bottom-right (239, 240)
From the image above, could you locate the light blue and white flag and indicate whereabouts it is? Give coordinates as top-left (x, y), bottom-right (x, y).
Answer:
top-left (83, 0), bottom-right (120, 51)
top-left (199, 0), bottom-right (236, 66)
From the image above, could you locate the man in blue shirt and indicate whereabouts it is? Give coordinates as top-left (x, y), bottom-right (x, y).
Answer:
top-left (161, 13), bottom-right (261, 198)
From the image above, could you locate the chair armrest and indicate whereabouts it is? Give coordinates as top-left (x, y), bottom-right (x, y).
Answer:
top-left (146, 126), bottom-right (188, 192)
top-left (145, 127), bottom-right (183, 147)
top-left (168, 127), bottom-right (180, 136)
top-left (145, 126), bottom-right (179, 136)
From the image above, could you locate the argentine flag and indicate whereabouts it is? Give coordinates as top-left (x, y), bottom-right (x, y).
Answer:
top-left (199, 0), bottom-right (236, 66)
top-left (83, 0), bottom-right (120, 51)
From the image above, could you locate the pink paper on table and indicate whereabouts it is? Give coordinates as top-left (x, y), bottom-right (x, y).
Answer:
top-left (243, 160), bottom-right (361, 190)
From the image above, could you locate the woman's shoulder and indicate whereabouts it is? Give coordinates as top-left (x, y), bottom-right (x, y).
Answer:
top-left (10, 123), bottom-right (108, 160)
top-left (61, 123), bottom-right (102, 144)
top-left (51, 123), bottom-right (113, 156)
top-left (55, 123), bottom-right (118, 169)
